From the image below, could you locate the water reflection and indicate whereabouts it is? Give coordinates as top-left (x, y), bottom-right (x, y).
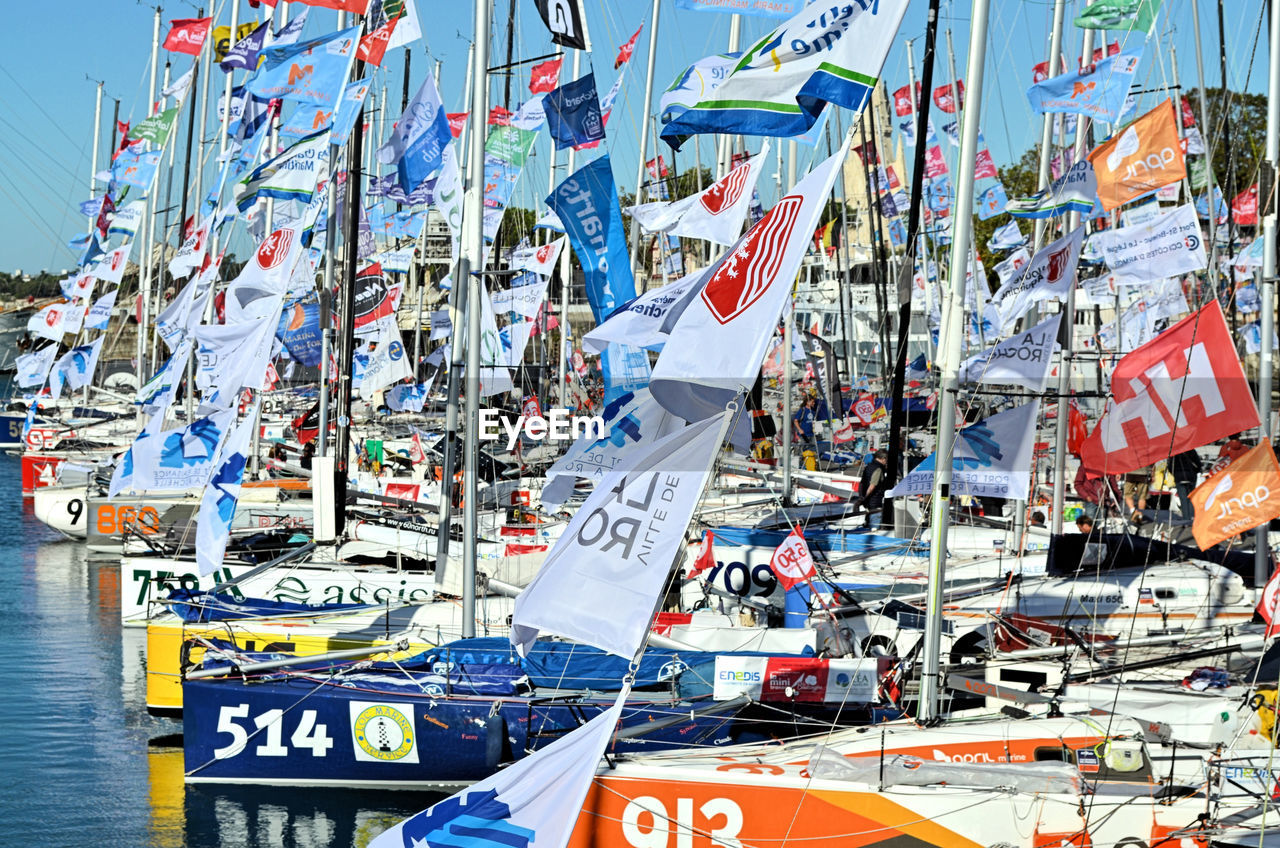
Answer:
top-left (0, 450), bottom-right (437, 848)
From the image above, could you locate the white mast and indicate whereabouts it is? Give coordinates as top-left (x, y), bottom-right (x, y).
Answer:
top-left (1031, 0), bottom-right (1067, 254)
top-left (136, 6), bottom-right (162, 399)
top-left (89, 81), bottom-right (103, 205)
top-left (627, 0), bottom-right (662, 286)
top-left (918, 0), bottom-right (992, 722)
top-left (1190, 0), bottom-right (1218, 284)
top-left (318, 8), bottom-right (348, 461)
top-left (461, 0), bottom-right (492, 638)
top-left (556, 48), bottom-right (582, 405)
top-left (1255, 0), bottom-right (1280, 581)
top-left (715, 14), bottom-right (741, 182)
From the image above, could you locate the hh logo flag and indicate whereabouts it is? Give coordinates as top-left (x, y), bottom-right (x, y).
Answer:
top-left (545, 73), bottom-right (605, 150)
top-left (246, 26), bottom-right (359, 109)
top-left (1088, 99), bottom-right (1185, 212)
top-left (1081, 300), bottom-right (1258, 475)
top-left (1189, 442), bottom-right (1280, 550)
top-left (661, 1), bottom-right (908, 146)
top-left (163, 17), bottom-right (212, 55)
top-left (1026, 45), bottom-right (1143, 124)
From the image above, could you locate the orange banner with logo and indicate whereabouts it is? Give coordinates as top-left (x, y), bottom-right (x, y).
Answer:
top-left (1190, 442), bottom-right (1280, 549)
top-left (1088, 99), bottom-right (1186, 212)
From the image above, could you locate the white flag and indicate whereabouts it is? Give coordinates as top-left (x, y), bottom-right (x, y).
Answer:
top-left (512, 411), bottom-right (727, 659)
top-left (650, 141), bottom-right (848, 424)
top-left (27, 302), bottom-right (67, 342)
top-left (169, 213), bottom-right (213, 279)
top-left (888, 402), bottom-right (1041, 500)
top-left (1098, 203), bottom-right (1207, 285)
top-left (993, 248), bottom-right (1029, 288)
top-left (193, 318), bottom-right (280, 408)
top-left (583, 270), bottom-right (702, 354)
top-left (627, 143), bottom-right (769, 246)
top-left (68, 269), bottom-right (96, 301)
top-left (490, 275), bottom-right (550, 319)
top-left (509, 237), bottom-right (565, 276)
top-left (161, 67), bottom-right (194, 102)
top-left (15, 344), bottom-right (58, 389)
top-left (360, 319), bottom-right (412, 399)
top-left (49, 337), bottom-right (105, 400)
top-left (991, 226), bottom-right (1084, 332)
top-left (958, 314), bottom-right (1061, 393)
top-left (111, 406), bottom-right (235, 496)
top-left (477, 276), bottom-right (514, 397)
top-left (196, 404), bottom-right (258, 576)
top-left (222, 226), bottom-right (304, 324)
top-left (369, 693), bottom-right (624, 848)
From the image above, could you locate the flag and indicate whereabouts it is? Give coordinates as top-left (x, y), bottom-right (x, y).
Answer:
top-left (1026, 46), bottom-right (1143, 123)
top-left (131, 108), bottom-right (178, 146)
top-left (933, 80), bottom-right (963, 113)
top-left (675, 0), bottom-right (804, 15)
top-left (111, 148), bottom-right (162, 190)
top-left (15, 345), bottom-right (57, 389)
top-left (959, 314), bottom-right (1061, 392)
top-left (770, 527), bottom-right (816, 591)
top-left (1096, 203), bottom-right (1206, 285)
top-left (377, 73), bottom-right (451, 193)
top-left (1074, 0), bottom-right (1163, 32)
top-left (1189, 442), bottom-right (1280, 550)
top-left (234, 130), bottom-right (329, 212)
top-left (1087, 99), bottom-right (1185, 212)
top-left (169, 214), bottom-right (213, 279)
top-left (893, 82), bottom-right (920, 116)
top-left (976, 183), bottom-right (1008, 220)
top-left (512, 411), bottom-right (727, 658)
top-left (1081, 300), bottom-right (1258, 475)
top-left (85, 289), bottom-right (117, 332)
top-left (352, 263), bottom-right (399, 328)
top-left (626, 143), bottom-right (769, 246)
top-left (219, 20), bottom-right (269, 72)
top-left (245, 26), bottom-right (359, 109)
top-left (1006, 159), bottom-right (1099, 219)
top-left (649, 140), bottom-right (848, 426)
top-left (583, 272), bottom-right (702, 355)
top-left (1259, 566), bottom-right (1280, 638)
top-left (888, 402), bottom-right (1041, 500)
top-left (659, 52), bottom-right (739, 124)
top-left (357, 0), bottom-right (404, 66)
top-left (533, 0), bottom-right (588, 50)
top-left (661, 1), bottom-right (908, 146)
top-left (196, 405), bottom-right (258, 575)
top-left (545, 73), bottom-right (604, 150)
top-left (987, 220), bottom-right (1026, 251)
top-left (162, 67), bottom-right (194, 101)
top-left (369, 695), bottom-right (624, 848)
top-left (386, 382), bottom-right (428, 412)
top-left (615, 24), bottom-right (642, 68)
top-left (91, 243), bottom-right (132, 285)
top-left (991, 227), bottom-right (1084, 330)
top-left (49, 337), bottom-right (104, 401)
top-left (445, 112), bottom-right (467, 138)
top-left (1233, 183), bottom-right (1260, 226)
top-left (529, 57), bottom-right (562, 94)
top-left (163, 17), bottom-right (212, 55)
top-left (360, 319), bottom-right (411, 398)
top-left (284, 0), bottom-right (369, 13)
top-left (690, 530), bottom-right (716, 576)
top-left (28, 303), bottom-right (66, 342)
top-left (509, 238), bottom-right (565, 277)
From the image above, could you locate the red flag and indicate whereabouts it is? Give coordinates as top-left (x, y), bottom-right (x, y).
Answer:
top-left (163, 18), bottom-right (213, 55)
top-left (1180, 96), bottom-right (1198, 129)
top-left (769, 527), bottom-right (816, 591)
top-left (1067, 399), bottom-right (1088, 457)
top-left (615, 24), bottom-right (642, 69)
top-left (284, 0), bottom-right (369, 13)
top-left (689, 531), bottom-right (716, 576)
top-left (444, 112), bottom-right (467, 138)
top-left (94, 194), bottom-right (115, 239)
top-left (1233, 183), bottom-right (1259, 226)
top-left (1088, 40), bottom-right (1121, 66)
top-left (933, 80), bottom-right (964, 113)
top-left (521, 394), bottom-right (542, 420)
top-left (529, 58), bottom-right (563, 94)
top-left (892, 83), bottom-right (920, 116)
top-left (1032, 60), bottom-right (1050, 84)
top-left (357, 14), bottom-right (401, 67)
top-left (645, 156), bottom-right (668, 179)
top-left (488, 106), bottom-right (512, 126)
top-left (409, 431), bottom-right (427, 464)
top-left (1081, 300), bottom-right (1260, 475)
top-left (974, 147), bottom-right (998, 180)
top-left (1259, 564), bottom-right (1280, 638)
top-left (924, 145), bottom-right (948, 179)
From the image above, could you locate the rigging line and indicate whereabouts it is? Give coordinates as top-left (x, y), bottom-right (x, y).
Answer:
top-left (0, 64), bottom-right (84, 150)
top-left (0, 111), bottom-right (94, 192)
top-left (0, 176), bottom-right (70, 257)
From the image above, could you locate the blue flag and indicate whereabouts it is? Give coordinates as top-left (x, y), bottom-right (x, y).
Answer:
top-left (245, 25), bottom-right (359, 109)
top-left (276, 294), bottom-right (323, 367)
top-left (220, 20), bottom-right (269, 72)
top-left (547, 156), bottom-right (651, 402)
top-left (1026, 45), bottom-right (1143, 123)
top-left (976, 182), bottom-right (1008, 220)
top-left (545, 73), bottom-right (605, 151)
top-left (376, 74), bottom-right (451, 193)
top-left (112, 148), bottom-right (162, 189)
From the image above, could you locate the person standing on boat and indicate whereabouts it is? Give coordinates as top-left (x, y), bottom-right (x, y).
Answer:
top-left (1123, 466), bottom-right (1151, 526)
top-left (794, 395), bottom-right (818, 452)
top-left (855, 449), bottom-right (888, 529)
top-left (1170, 449), bottom-right (1202, 521)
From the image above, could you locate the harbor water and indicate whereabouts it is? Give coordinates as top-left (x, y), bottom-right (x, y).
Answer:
top-left (0, 448), bottom-right (443, 846)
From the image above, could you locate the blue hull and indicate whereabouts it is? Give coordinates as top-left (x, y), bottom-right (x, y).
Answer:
top-left (183, 676), bottom-right (878, 788)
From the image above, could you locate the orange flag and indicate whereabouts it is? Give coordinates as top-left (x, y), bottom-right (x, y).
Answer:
top-left (1189, 442), bottom-right (1280, 550)
top-left (1088, 99), bottom-right (1186, 212)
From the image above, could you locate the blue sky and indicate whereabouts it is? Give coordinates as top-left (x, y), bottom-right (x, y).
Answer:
top-left (0, 0), bottom-right (1269, 275)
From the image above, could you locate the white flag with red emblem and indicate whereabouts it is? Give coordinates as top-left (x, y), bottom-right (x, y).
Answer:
top-left (770, 527), bottom-right (816, 591)
top-left (627, 142), bottom-right (769, 246)
top-left (1081, 300), bottom-right (1259, 475)
top-left (689, 530), bottom-right (716, 576)
top-left (510, 237), bottom-right (565, 277)
top-left (90, 243), bottom-right (133, 285)
top-left (650, 139), bottom-right (848, 424)
top-left (28, 302), bottom-right (67, 342)
top-left (169, 213), bottom-right (213, 279)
